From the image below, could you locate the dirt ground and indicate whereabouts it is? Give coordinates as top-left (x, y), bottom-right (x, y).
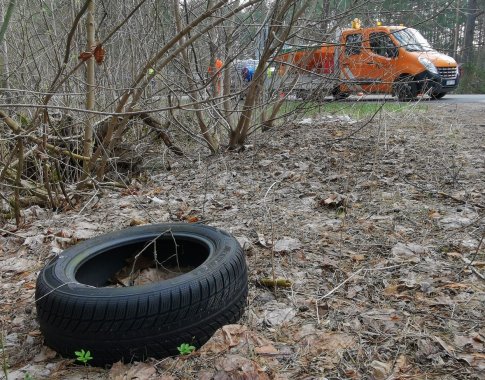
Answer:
top-left (1, 100), bottom-right (484, 379)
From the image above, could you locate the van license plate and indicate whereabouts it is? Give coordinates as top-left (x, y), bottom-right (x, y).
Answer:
top-left (446, 80), bottom-right (455, 86)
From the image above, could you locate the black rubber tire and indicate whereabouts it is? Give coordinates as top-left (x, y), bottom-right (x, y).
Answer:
top-left (332, 87), bottom-right (350, 100)
top-left (394, 76), bottom-right (418, 101)
top-left (430, 92), bottom-right (446, 99)
top-left (35, 223), bottom-right (248, 366)
top-left (296, 90), bottom-right (309, 100)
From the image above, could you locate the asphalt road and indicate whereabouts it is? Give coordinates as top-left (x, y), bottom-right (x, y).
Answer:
top-left (340, 94), bottom-right (485, 104)
top-left (432, 94), bottom-right (485, 104)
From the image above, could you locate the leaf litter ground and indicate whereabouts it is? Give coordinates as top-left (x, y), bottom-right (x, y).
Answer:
top-left (1, 101), bottom-right (484, 379)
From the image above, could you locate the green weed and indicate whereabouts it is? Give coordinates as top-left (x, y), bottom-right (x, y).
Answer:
top-left (74, 349), bottom-right (93, 365)
top-left (177, 343), bottom-right (196, 355)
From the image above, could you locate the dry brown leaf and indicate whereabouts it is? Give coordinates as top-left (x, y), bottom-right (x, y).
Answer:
top-left (120, 187), bottom-right (139, 196)
top-left (446, 251), bottom-right (463, 259)
top-left (350, 254), bottom-right (365, 262)
top-left (135, 268), bottom-right (165, 285)
top-left (222, 324), bottom-right (248, 347)
top-left (53, 236), bottom-right (77, 249)
top-left (28, 330), bottom-right (42, 337)
top-left (472, 261), bottom-right (485, 267)
top-left (370, 360), bottom-right (391, 379)
top-left (200, 324), bottom-right (247, 354)
top-left (216, 355), bottom-right (255, 372)
top-left (273, 375), bottom-right (291, 380)
top-left (33, 346), bottom-right (57, 362)
top-left (393, 354), bottom-right (412, 375)
top-left (108, 361), bottom-right (156, 380)
top-left (2, 257), bottom-right (33, 273)
top-left (344, 369), bottom-right (361, 379)
top-left (215, 355), bottom-right (270, 380)
top-left (254, 344), bottom-right (278, 355)
top-left (78, 51), bottom-right (92, 61)
top-left (93, 43), bottom-right (106, 65)
top-left (434, 336), bottom-right (455, 356)
top-left (320, 193), bottom-right (346, 207)
top-left (108, 362), bottom-right (128, 379)
top-left (383, 284), bottom-right (400, 296)
top-left (440, 282), bottom-right (471, 290)
top-left (198, 371), bottom-right (216, 380)
top-left (256, 232), bottom-right (268, 247)
top-left (416, 338), bottom-right (439, 359)
top-left (130, 218), bottom-right (147, 226)
top-left (297, 329), bottom-right (356, 359)
top-left (54, 229), bottom-right (72, 238)
top-left (23, 281), bottom-right (36, 290)
top-left (472, 333), bottom-right (485, 343)
top-left (186, 215), bottom-right (199, 223)
top-left (201, 324), bottom-right (274, 356)
top-left (457, 353), bottom-right (485, 370)
top-left (454, 334), bottom-right (484, 350)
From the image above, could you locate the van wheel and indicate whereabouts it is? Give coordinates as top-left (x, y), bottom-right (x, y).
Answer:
top-left (332, 87), bottom-right (350, 100)
top-left (431, 92), bottom-right (446, 99)
top-left (35, 223), bottom-right (248, 366)
top-left (394, 76), bottom-right (417, 101)
top-left (296, 90), bottom-right (309, 100)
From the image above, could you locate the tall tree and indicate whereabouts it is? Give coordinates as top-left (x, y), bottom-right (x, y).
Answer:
top-left (0, 0), bottom-right (15, 102)
top-left (463, 0), bottom-right (481, 64)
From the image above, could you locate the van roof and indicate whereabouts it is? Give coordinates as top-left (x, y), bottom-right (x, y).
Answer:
top-left (342, 25), bottom-right (407, 33)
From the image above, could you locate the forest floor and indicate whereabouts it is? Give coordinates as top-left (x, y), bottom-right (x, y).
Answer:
top-left (1, 100), bottom-right (485, 379)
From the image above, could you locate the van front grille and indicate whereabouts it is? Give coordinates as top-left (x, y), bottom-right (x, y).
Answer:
top-left (437, 67), bottom-right (457, 78)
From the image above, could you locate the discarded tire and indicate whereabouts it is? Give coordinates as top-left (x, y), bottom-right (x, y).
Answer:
top-left (35, 223), bottom-right (248, 366)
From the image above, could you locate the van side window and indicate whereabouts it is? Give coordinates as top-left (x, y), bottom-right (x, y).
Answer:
top-left (369, 32), bottom-right (397, 58)
top-left (345, 34), bottom-right (362, 56)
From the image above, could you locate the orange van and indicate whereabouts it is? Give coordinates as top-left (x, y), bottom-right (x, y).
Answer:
top-left (275, 20), bottom-right (459, 100)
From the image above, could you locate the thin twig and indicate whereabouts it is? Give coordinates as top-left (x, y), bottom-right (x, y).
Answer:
top-left (459, 232), bottom-right (485, 281)
top-left (263, 181), bottom-right (281, 294)
top-left (317, 265), bottom-right (404, 301)
top-left (317, 268), bottom-right (363, 300)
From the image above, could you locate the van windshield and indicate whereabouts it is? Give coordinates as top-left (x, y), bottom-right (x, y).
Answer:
top-left (392, 28), bottom-right (434, 52)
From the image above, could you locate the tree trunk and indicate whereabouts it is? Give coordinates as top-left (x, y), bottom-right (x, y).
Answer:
top-left (0, 0), bottom-right (15, 43)
top-left (229, 0), bottom-right (310, 148)
top-left (82, 0), bottom-right (95, 176)
top-left (0, 0), bottom-right (15, 104)
top-left (222, 0), bottom-right (238, 122)
top-left (453, 0), bottom-right (461, 60)
top-left (463, 0), bottom-right (478, 64)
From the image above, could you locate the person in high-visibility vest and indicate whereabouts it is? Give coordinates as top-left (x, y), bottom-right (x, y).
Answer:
top-left (242, 66), bottom-right (254, 82)
top-left (214, 59), bottom-right (223, 72)
top-left (208, 59), bottom-right (223, 96)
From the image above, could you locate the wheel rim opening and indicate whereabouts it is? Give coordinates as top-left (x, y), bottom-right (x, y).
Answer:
top-left (75, 235), bottom-right (210, 287)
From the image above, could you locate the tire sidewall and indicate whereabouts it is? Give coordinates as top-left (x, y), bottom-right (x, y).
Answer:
top-left (394, 76), bottom-right (417, 101)
top-left (37, 223), bottom-right (242, 299)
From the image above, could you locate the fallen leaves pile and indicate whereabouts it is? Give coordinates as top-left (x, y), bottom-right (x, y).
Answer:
top-left (1, 102), bottom-right (484, 379)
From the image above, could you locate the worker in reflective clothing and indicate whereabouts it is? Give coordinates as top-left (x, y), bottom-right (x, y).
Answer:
top-left (208, 59), bottom-right (223, 96)
top-left (242, 66), bottom-right (254, 82)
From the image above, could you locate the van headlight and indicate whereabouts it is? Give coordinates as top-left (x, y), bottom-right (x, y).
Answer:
top-left (419, 57), bottom-right (438, 75)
